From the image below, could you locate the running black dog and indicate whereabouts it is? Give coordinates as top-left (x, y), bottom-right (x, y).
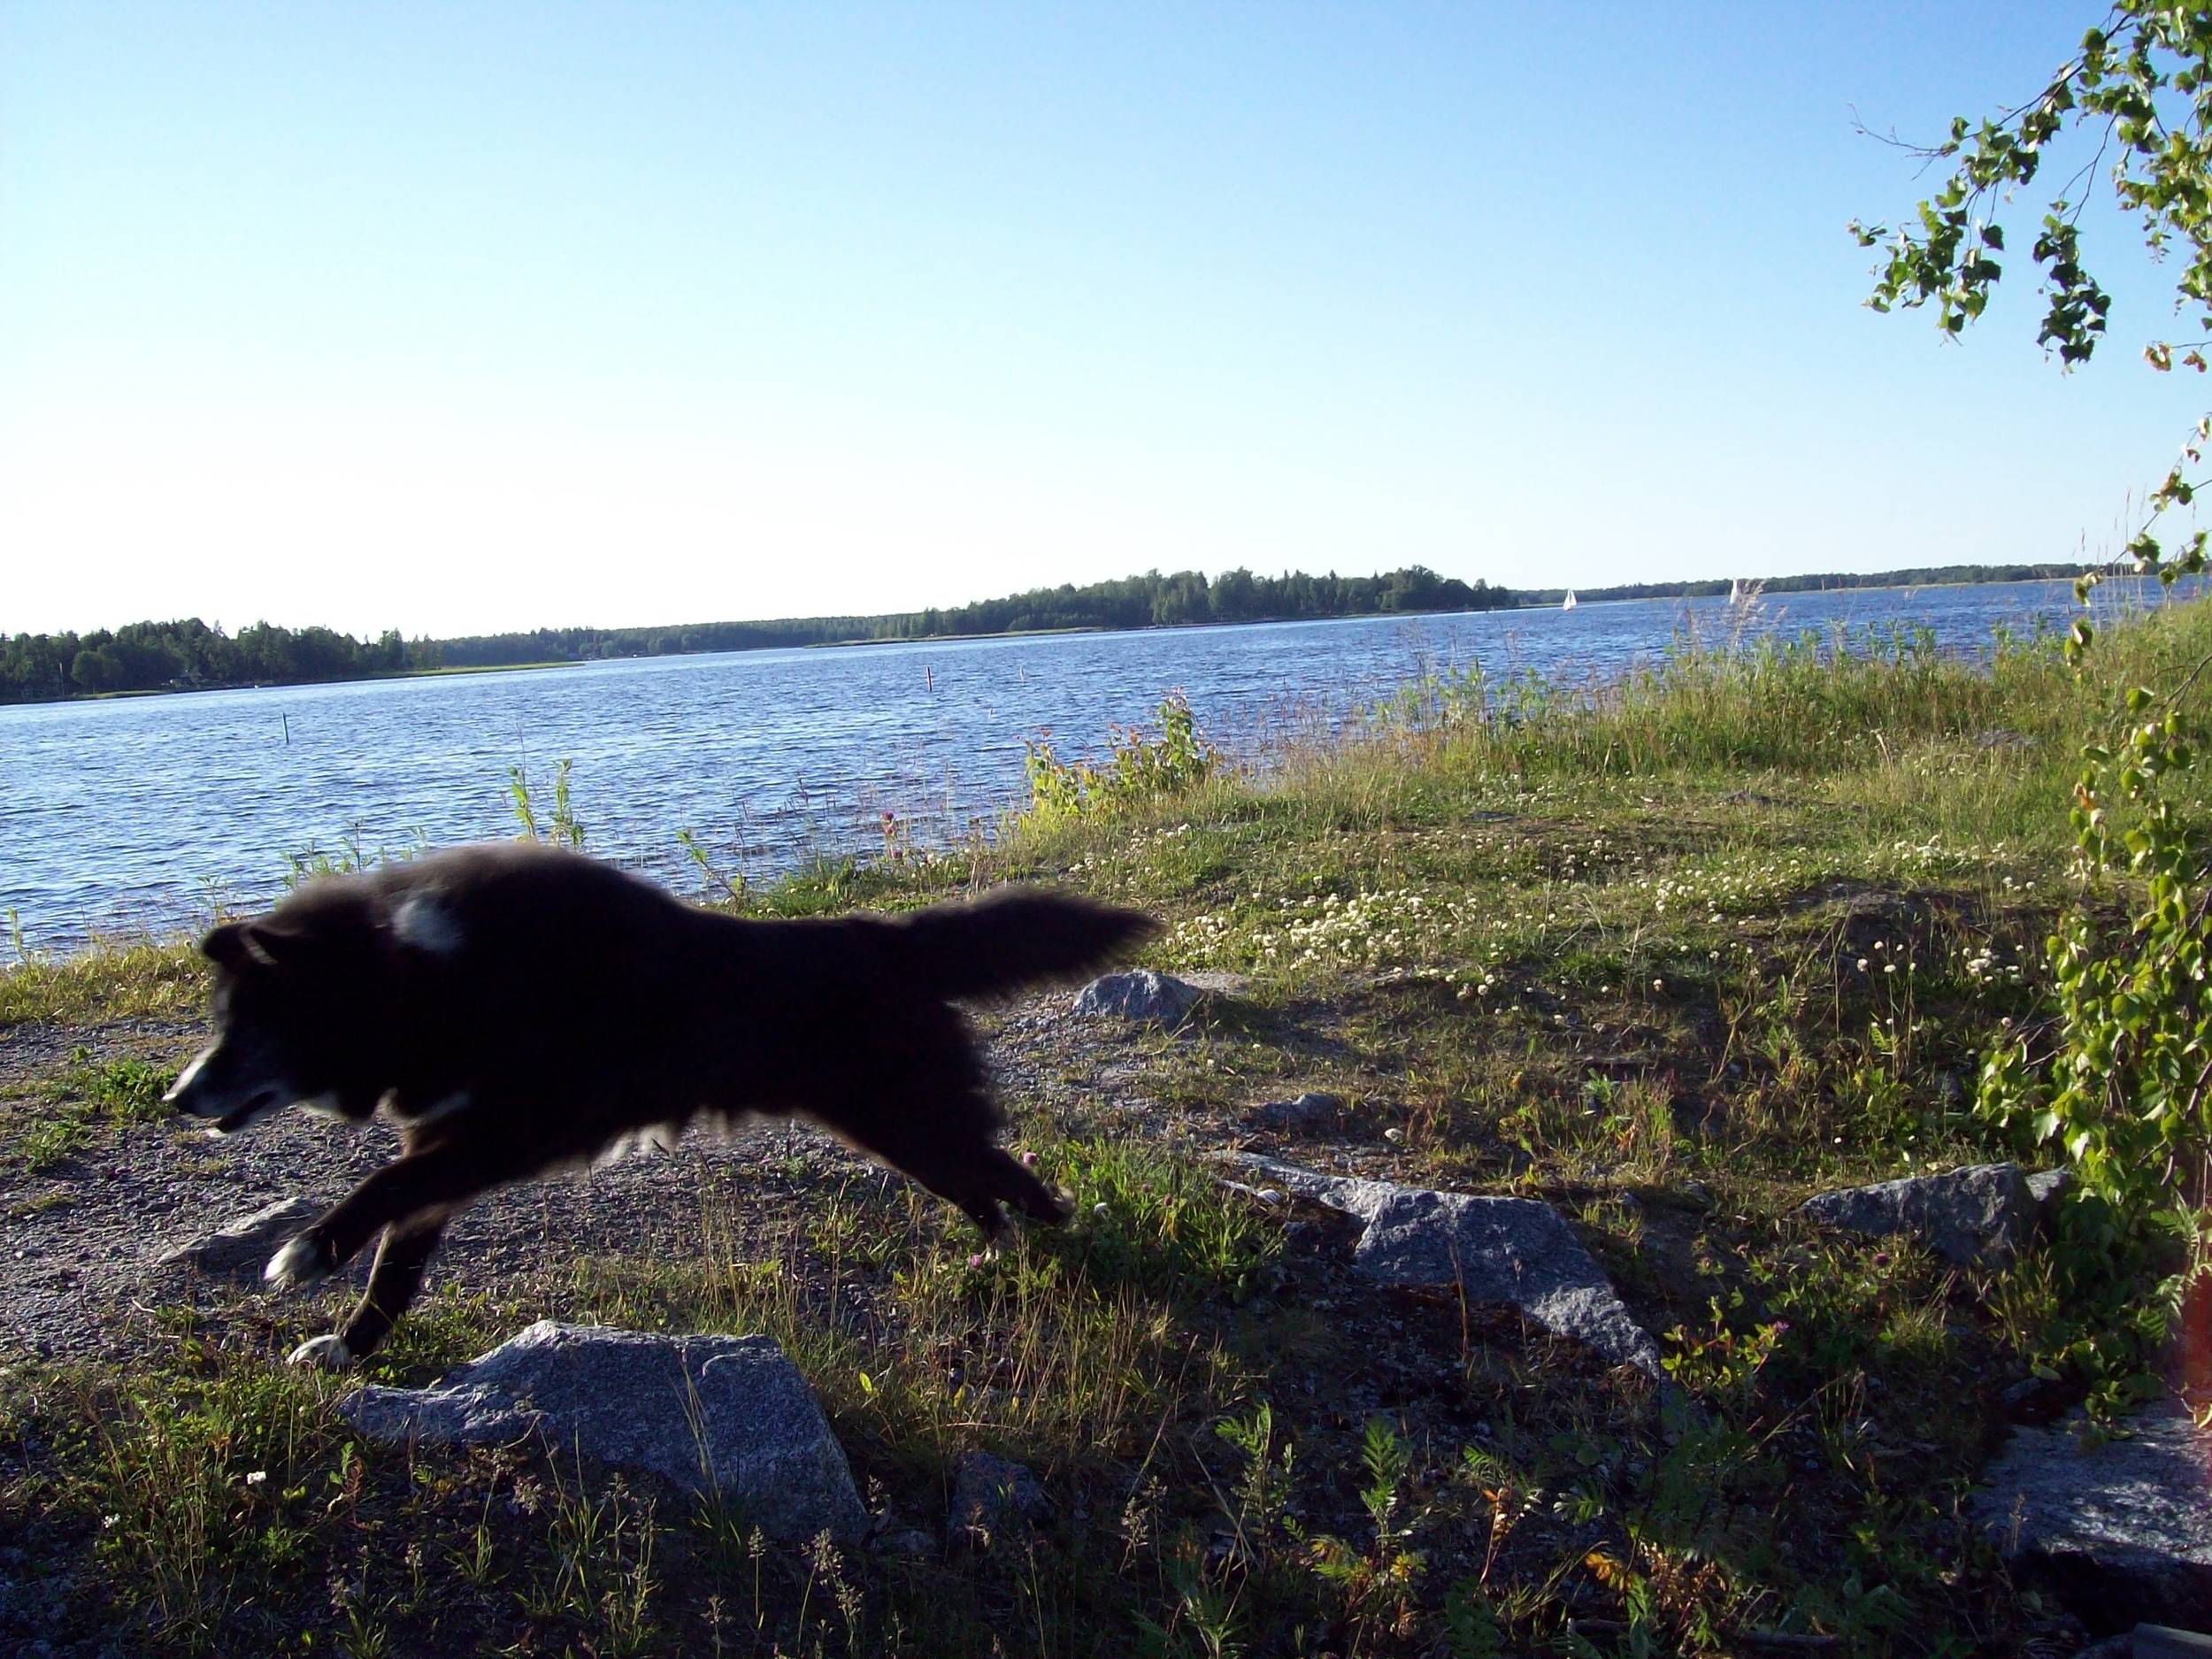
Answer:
top-left (164, 841), bottom-right (1154, 1367)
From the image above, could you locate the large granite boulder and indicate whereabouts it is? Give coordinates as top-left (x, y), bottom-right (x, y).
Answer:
top-left (340, 1321), bottom-right (865, 1540)
top-left (1224, 1154), bottom-right (1665, 1382)
top-left (1973, 1397), bottom-right (2212, 1631)
top-left (1799, 1162), bottom-right (2037, 1265)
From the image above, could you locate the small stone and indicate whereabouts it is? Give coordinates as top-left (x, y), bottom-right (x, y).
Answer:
top-left (1071, 970), bottom-right (1203, 1026)
top-left (1178, 970), bottom-right (1250, 997)
top-left (157, 1196), bottom-right (322, 1282)
top-left (2026, 1167), bottom-right (2076, 1213)
top-left (2137, 1625), bottom-right (2212, 1658)
top-left (2001, 1372), bottom-right (2076, 1424)
top-left (1973, 1395), bottom-right (2212, 1629)
top-left (1800, 1162), bottom-right (2034, 1266)
top-left (1221, 1153), bottom-right (1667, 1382)
top-left (341, 1322), bottom-right (865, 1540)
top-left (872, 1527), bottom-right (935, 1558)
top-left (949, 1451), bottom-right (1048, 1540)
top-left (1248, 1091), bottom-right (1341, 1133)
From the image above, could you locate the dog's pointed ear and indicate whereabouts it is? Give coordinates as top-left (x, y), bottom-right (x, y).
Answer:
top-left (201, 920), bottom-right (309, 970)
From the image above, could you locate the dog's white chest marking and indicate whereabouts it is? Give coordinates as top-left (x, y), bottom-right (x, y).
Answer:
top-left (393, 895), bottom-right (464, 954)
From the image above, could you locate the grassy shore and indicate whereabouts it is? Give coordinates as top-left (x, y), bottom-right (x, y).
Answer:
top-left (2, 598), bottom-right (2205, 1655)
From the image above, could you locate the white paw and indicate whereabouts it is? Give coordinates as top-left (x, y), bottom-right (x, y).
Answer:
top-left (287, 1333), bottom-right (356, 1370)
top-left (265, 1234), bottom-right (330, 1289)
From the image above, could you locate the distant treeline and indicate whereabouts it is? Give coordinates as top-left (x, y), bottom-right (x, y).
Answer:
top-left (432, 565), bottom-right (1510, 667)
top-left (0, 618), bottom-right (423, 704)
top-left (0, 559), bottom-right (2091, 703)
top-left (0, 564), bottom-right (1503, 702)
top-left (1522, 562), bottom-right (2090, 605)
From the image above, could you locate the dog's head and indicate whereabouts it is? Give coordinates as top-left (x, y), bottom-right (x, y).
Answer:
top-left (165, 910), bottom-right (397, 1133)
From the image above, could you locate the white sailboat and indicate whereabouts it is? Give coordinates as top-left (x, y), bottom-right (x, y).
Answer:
top-left (1727, 578), bottom-right (1746, 606)
top-left (1561, 589), bottom-right (1578, 611)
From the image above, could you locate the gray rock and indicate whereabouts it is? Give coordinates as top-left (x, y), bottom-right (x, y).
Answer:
top-left (1249, 1092), bottom-right (1341, 1133)
top-left (157, 1196), bottom-right (321, 1281)
top-left (2138, 1627), bottom-right (2212, 1658)
top-left (1972, 1397), bottom-right (2212, 1630)
top-left (340, 1321), bottom-right (865, 1540)
top-left (1179, 970), bottom-right (1250, 996)
top-left (2027, 1167), bottom-right (2076, 1213)
top-left (1071, 970), bottom-right (1203, 1026)
top-left (1799, 1161), bottom-right (2033, 1265)
top-left (949, 1450), bottom-right (1048, 1539)
top-left (1224, 1155), bottom-right (1665, 1381)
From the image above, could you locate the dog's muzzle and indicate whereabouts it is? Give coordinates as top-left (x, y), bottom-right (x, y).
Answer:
top-left (164, 1044), bottom-right (290, 1134)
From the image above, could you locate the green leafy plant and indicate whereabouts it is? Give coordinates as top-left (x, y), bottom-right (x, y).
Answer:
top-left (1861, 2), bottom-right (2212, 1400)
top-left (1661, 1294), bottom-right (1788, 1414)
top-left (1304, 1418), bottom-right (1426, 1655)
top-left (1021, 694), bottom-right (1217, 826)
top-left (510, 757), bottom-right (585, 849)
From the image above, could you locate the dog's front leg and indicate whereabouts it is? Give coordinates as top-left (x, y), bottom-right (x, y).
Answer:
top-left (288, 1218), bottom-right (448, 1370)
top-left (266, 1141), bottom-right (505, 1292)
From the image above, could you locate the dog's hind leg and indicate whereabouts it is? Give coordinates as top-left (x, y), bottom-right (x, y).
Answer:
top-left (825, 1094), bottom-right (1068, 1237)
top-left (287, 1218), bottom-right (447, 1371)
top-left (266, 1139), bottom-right (519, 1292)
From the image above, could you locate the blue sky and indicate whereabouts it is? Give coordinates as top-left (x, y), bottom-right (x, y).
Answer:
top-left (3, 2), bottom-right (2204, 637)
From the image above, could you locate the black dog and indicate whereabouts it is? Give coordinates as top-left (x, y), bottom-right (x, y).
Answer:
top-left (164, 841), bottom-right (1154, 1367)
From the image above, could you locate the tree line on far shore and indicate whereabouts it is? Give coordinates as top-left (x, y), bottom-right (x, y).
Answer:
top-left (0, 618), bottom-right (420, 704)
top-left (433, 564), bottom-right (1507, 667)
top-left (0, 565), bottom-right (1506, 701)
top-left (1520, 562), bottom-right (2089, 604)
top-left (0, 558), bottom-right (2103, 703)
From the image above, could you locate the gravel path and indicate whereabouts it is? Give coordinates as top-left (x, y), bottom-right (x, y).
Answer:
top-left (0, 997), bottom-right (1341, 1362)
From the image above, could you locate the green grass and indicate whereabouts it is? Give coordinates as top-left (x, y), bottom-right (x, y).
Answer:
top-left (10, 1045), bottom-right (180, 1171)
top-left (4, 596), bottom-right (2207, 1654)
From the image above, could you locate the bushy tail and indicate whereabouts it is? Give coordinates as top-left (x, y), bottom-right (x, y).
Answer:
top-left (882, 887), bottom-right (1156, 1001)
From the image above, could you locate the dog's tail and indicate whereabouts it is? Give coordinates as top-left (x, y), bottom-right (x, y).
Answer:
top-left (881, 887), bottom-right (1156, 1001)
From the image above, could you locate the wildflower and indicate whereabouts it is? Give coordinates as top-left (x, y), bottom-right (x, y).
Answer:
top-left (244, 1470), bottom-right (267, 1486)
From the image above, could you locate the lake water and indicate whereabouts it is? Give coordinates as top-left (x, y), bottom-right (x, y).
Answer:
top-left (0, 578), bottom-right (2185, 951)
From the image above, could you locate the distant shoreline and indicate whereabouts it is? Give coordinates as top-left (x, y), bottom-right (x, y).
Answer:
top-left (4, 562), bottom-right (2109, 708)
top-left (81, 659), bottom-right (581, 703)
top-left (1511, 568), bottom-right (2096, 609)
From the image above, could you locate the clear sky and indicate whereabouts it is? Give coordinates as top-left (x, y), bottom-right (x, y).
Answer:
top-left (4, 2), bottom-right (2205, 639)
